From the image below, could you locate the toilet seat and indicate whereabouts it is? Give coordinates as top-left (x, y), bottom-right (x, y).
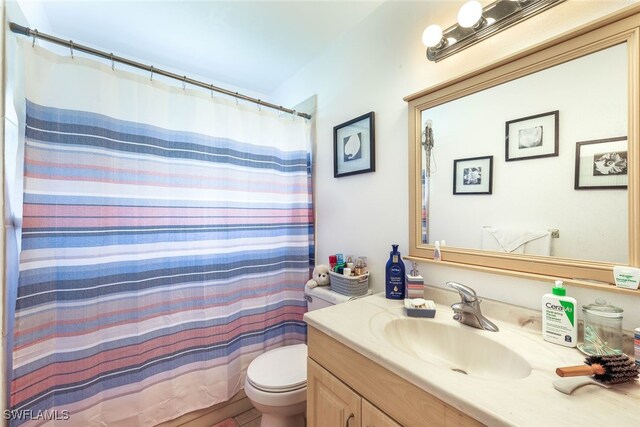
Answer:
top-left (246, 344), bottom-right (307, 393)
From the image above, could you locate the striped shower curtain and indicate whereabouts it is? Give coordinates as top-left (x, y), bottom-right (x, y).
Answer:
top-left (9, 41), bottom-right (312, 426)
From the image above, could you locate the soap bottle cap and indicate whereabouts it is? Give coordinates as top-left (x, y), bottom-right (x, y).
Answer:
top-left (434, 241), bottom-right (440, 249)
top-left (552, 280), bottom-right (566, 296)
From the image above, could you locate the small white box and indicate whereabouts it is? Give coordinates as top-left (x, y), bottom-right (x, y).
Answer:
top-left (613, 266), bottom-right (640, 290)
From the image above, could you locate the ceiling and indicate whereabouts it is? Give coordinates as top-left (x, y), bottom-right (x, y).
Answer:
top-left (16, 0), bottom-right (385, 95)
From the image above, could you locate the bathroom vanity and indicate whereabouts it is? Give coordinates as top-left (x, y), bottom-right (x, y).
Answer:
top-left (304, 294), bottom-right (640, 427)
top-left (307, 326), bottom-right (481, 427)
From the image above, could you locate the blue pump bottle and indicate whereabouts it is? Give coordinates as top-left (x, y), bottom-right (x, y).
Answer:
top-left (385, 244), bottom-right (405, 299)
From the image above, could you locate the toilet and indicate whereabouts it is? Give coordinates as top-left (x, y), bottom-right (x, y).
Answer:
top-left (244, 285), bottom-right (354, 427)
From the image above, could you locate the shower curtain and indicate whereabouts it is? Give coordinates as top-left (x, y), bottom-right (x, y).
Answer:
top-left (9, 40), bottom-right (313, 426)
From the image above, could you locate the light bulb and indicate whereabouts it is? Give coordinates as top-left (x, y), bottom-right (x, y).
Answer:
top-left (422, 24), bottom-right (443, 48)
top-left (457, 0), bottom-right (483, 28)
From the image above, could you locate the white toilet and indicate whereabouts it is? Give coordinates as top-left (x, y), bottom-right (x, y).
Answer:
top-left (244, 285), bottom-right (351, 427)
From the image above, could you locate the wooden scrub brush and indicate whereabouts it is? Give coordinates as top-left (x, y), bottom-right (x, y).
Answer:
top-left (556, 354), bottom-right (639, 385)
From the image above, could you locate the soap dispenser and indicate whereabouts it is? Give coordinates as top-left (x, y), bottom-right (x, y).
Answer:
top-left (542, 280), bottom-right (577, 347)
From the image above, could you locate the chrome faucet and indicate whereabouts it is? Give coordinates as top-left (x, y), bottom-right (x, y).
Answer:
top-left (447, 282), bottom-right (499, 332)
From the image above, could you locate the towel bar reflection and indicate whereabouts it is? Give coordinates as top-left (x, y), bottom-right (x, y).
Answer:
top-left (482, 226), bottom-right (559, 238)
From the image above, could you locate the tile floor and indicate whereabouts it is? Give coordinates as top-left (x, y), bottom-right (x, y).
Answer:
top-left (211, 408), bottom-right (261, 427)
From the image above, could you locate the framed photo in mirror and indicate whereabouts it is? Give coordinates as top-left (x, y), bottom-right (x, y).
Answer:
top-left (575, 136), bottom-right (628, 190)
top-left (453, 155), bottom-right (493, 195)
top-left (505, 110), bottom-right (559, 161)
top-left (333, 112), bottom-right (375, 178)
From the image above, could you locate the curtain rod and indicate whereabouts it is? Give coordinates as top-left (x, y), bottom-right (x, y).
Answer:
top-left (9, 22), bottom-right (312, 120)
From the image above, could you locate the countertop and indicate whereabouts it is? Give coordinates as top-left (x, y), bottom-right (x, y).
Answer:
top-left (303, 293), bottom-right (640, 427)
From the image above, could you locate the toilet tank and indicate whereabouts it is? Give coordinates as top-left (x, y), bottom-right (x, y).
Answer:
top-left (305, 286), bottom-right (355, 311)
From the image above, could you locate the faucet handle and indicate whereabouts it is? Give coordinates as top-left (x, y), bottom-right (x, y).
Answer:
top-left (446, 281), bottom-right (477, 303)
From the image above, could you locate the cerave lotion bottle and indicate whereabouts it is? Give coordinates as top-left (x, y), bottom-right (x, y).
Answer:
top-left (542, 280), bottom-right (577, 347)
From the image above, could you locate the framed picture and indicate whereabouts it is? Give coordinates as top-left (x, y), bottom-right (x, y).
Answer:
top-left (574, 136), bottom-right (627, 190)
top-left (505, 110), bottom-right (559, 161)
top-left (453, 155), bottom-right (493, 195)
top-left (333, 112), bottom-right (375, 178)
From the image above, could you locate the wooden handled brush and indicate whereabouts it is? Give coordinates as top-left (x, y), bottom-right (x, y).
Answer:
top-left (556, 364), bottom-right (606, 377)
top-left (556, 354), bottom-right (639, 385)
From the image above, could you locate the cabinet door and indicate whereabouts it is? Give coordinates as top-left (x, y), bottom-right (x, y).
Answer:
top-left (362, 399), bottom-right (401, 427)
top-left (307, 358), bottom-right (361, 427)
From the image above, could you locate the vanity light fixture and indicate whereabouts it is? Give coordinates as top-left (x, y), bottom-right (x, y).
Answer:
top-left (423, 0), bottom-right (565, 62)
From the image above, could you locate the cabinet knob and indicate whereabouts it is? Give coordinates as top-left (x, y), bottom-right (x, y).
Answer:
top-left (345, 413), bottom-right (355, 427)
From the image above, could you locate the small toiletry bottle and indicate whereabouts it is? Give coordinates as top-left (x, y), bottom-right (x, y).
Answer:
top-left (329, 255), bottom-right (337, 271)
top-left (346, 255), bottom-right (355, 275)
top-left (354, 257), bottom-right (366, 276)
top-left (333, 253), bottom-right (346, 272)
top-left (433, 241), bottom-right (441, 261)
top-left (385, 244), bottom-right (405, 299)
top-left (541, 280), bottom-right (577, 347)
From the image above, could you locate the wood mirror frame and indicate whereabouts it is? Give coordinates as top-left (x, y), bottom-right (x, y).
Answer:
top-left (405, 5), bottom-right (640, 294)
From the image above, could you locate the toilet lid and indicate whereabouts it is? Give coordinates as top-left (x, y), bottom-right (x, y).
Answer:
top-left (247, 344), bottom-right (307, 392)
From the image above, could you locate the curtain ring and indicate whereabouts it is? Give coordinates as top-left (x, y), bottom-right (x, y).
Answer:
top-left (291, 109), bottom-right (297, 121)
top-left (210, 84), bottom-right (214, 98)
top-left (235, 92), bottom-right (239, 106)
top-left (182, 76), bottom-right (187, 90)
top-left (110, 53), bottom-right (115, 71)
top-left (31, 29), bottom-right (38, 47)
top-left (150, 66), bottom-right (154, 81)
top-left (257, 100), bottom-right (262, 112)
top-left (69, 40), bottom-right (74, 59)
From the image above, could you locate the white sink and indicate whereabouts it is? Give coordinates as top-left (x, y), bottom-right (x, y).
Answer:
top-left (378, 317), bottom-right (532, 380)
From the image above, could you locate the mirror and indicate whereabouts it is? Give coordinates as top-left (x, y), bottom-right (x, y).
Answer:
top-left (422, 44), bottom-right (627, 264)
top-left (406, 7), bottom-right (640, 289)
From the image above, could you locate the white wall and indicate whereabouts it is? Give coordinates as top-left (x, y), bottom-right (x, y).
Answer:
top-left (270, 0), bottom-right (640, 329)
top-left (3, 0), bottom-right (29, 414)
top-left (427, 44), bottom-right (627, 263)
top-left (11, 0), bottom-right (269, 102)
top-left (0, 0), bottom-right (6, 416)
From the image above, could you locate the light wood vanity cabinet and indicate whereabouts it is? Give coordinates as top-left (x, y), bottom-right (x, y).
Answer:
top-left (307, 326), bottom-right (484, 427)
top-left (307, 358), bottom-right (360, 427)
top-left (361, 399), bottom-right (401, 427)
top-left (308, 358), bottom-right (400, 427)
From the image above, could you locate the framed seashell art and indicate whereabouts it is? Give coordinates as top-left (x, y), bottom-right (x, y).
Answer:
top-left (333, 111), bottom-right (375, 177)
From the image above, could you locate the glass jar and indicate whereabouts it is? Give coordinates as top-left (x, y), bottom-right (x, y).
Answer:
top-left (578, 299), bottom-right (623, 355)
top-left (354, 256), bottom-right (368, 276)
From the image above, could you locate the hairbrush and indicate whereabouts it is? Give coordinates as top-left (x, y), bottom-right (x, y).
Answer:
top-left (555, 354), bottom-right (639, 385)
